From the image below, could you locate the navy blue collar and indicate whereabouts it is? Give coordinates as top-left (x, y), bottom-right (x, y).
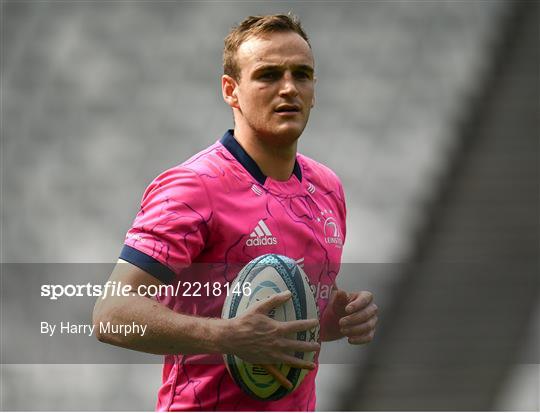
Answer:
top-left (219, 129), bottom-right (302, 185)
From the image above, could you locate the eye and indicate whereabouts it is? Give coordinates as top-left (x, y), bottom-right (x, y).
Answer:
top-left (293, 71), bottom-right (312, 81)
top-left (259, 71), bottom-right (281, 81)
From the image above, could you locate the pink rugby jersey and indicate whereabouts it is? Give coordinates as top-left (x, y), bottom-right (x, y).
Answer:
top-left (120, 130), bottom-right (346, 411)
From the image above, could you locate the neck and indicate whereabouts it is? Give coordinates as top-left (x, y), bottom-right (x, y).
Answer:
top-left (233, 126), bottom-right (298, 182)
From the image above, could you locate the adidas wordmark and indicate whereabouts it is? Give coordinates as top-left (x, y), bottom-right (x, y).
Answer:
top-left (246, 220), bottom-right (278, 247)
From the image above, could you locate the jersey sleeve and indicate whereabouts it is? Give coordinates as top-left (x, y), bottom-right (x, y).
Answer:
top-left (120, 167), bottom-right (213, 284)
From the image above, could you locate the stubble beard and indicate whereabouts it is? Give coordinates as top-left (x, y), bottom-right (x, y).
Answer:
top-left (254, 112), bottom-right (309, 148)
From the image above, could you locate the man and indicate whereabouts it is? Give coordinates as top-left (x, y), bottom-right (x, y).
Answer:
top-left (93, 14), bottom-right (378, 411)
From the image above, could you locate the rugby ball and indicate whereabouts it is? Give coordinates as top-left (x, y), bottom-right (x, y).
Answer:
top-left (221, 254), bottom-right (319, 401)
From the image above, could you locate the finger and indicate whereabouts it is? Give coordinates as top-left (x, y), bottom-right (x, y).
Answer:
top-left (260, 364), bottom-right (293, 390)
top-left (252, 291), bottom-right (291, 314)
top-left (277, 353), bottom-right (316, 370)
top-left (341, 316), bottom-right (378, 336)
top-left (340, 303), bottom-right (378, 327)
top-left (347, 331), bottom-right (375, 345)
top-left (279, 338), bottom-right (320, 353)
top-left (345, 292), bottom-right (374, 314)
top-left (279, 318), bottom-right (319, 335)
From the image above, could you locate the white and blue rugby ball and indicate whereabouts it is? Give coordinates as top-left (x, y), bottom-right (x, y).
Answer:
top-left (221, 253), bottom-right (319, 401)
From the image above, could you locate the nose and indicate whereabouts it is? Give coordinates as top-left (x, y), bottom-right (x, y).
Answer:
top-left (278, 72), bottom-right (299, 98)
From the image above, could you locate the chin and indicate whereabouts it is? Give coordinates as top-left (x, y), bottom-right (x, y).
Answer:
top-left (270, 124), bottom-right (305, 145)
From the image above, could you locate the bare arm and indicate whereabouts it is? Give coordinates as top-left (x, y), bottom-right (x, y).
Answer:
top-left (92, 259), bottom-right (226, 354)
top-left (93, 259), bottom-right (320, 366)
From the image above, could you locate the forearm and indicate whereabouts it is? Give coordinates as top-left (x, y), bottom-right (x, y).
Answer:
top-left (93, 294), bottom-right (228, 355)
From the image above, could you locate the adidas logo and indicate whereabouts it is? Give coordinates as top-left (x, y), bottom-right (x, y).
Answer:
top-left (246, 220), bottom-right (278, 247)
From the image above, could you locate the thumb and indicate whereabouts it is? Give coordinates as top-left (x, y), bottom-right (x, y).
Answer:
top-left (253, 290), bottom-right (292, 315)
top-left (333, 289), bottom-right (350, 316)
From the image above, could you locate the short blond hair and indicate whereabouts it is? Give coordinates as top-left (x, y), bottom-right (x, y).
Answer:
top-left (223, 13), bottom-right (311, 80)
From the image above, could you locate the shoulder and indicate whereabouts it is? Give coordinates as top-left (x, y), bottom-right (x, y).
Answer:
top-left (142, 142), bottom-right (228, 200)
top-left (147, 142), bottom-right (231, 188)
top-left (297, 153), bottom-right (344, 193)
top-left (298, 153), bottom-right (347, 232)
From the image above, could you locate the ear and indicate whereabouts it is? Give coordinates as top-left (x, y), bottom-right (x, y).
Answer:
top-left (222, 75), bottom-right (240, 109)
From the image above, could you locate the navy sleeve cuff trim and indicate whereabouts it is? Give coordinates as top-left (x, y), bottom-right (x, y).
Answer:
top-left (119, 245), bottom-right (175, 284)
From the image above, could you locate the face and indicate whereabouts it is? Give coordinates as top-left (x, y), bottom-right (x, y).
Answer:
top-left (223, 31), bottom-right (315, 145)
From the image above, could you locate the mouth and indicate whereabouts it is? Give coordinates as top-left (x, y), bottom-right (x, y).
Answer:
top-left (274, 104), bottom-right (301, 115)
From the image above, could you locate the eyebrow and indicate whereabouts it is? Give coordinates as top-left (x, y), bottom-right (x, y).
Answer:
top-left (253, 64), bottom-right (314, 75)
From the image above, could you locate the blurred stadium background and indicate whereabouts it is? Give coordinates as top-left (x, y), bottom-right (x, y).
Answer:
top-left (1, 0), bottom-right (538, 410)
